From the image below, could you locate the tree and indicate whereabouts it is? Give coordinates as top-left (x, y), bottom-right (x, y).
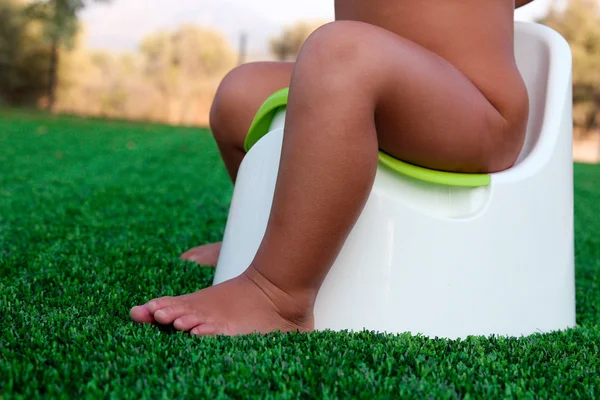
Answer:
top-left (0, 0), bottom-right (51, 105)
top-left (140, 25), bottom-right (236, 125)
top-left (269, 21), bottom-right (324, 61)
top-left (25, 0), bottom-right (109, 111)
top-left (539, 0), bottom-right (600, 136)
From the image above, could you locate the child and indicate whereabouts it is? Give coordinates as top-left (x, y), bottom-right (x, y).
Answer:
top-left (131, 0), bottom-right (534, 336)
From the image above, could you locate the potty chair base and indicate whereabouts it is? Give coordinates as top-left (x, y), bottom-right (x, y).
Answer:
top-left (212, 22), bottom-right (576, 339)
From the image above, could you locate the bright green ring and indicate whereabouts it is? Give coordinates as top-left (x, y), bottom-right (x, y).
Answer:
top-left (378, 152), bottom-right (490, 187)
top-left (244, 88), bottom-right (290, 152)
top-left (244, 88), bottom-right (491, 188)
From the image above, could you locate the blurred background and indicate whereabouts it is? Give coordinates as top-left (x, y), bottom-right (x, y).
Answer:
top-left (0, 0), bottom-right (599, 163)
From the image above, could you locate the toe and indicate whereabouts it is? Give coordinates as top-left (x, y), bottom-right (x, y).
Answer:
top-left (190, 324), bottom-right (220, 337)
top-left (146, 296), bottom-right (176, 314)
top-left (130, 305), bottom-right (154, 324)
top-left (154, 305), bottom-right (192, 325)
top-left (180, 248), bottom-right (203, 261)
top-left (173, 314), bottom-right (205, 332)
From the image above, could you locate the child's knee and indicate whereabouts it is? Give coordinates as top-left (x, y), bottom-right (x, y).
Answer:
top-left (209, 64), bottom-right (257, 139)
top-left (295, 21), bottom-right (384, 92)
top-left (210, 62), bottom-right (292, 147)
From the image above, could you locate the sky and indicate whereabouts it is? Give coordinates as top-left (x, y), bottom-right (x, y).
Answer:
top-left (79, 0), bottom-right (555, 53)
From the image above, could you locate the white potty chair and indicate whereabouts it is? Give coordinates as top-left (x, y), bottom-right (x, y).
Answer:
top-left (213, 21), bottom-right (575, 339)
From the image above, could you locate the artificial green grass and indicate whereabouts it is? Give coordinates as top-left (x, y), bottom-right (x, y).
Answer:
top-left (1, 109), bottom-right (599, 399)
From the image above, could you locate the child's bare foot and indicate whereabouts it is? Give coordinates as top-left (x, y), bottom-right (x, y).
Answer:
top-left (180, 242), bottom-right (222, 267)
top-left (129, 266), bottom-right (314, 336)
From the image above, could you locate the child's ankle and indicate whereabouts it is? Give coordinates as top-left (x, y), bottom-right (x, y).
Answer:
top-left (242, 265), bottom-right (315, 325)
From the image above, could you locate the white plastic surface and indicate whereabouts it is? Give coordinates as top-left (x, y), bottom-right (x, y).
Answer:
top-left (212, 22), bottom-right (575, 339)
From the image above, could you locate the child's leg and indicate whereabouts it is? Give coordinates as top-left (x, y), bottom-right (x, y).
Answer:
top-left (131, 21), bottom-right (523, 334)
top-left (210, 62), bottom-right (295, 183)
top-left (180, 62), bottom-right (294, 266)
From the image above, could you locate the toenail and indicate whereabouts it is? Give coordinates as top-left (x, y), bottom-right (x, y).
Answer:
top-left (147, 301), bottom-right (156, 309)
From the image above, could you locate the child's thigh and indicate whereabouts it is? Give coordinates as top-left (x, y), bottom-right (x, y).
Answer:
top-left (371, 39), bottom-right (516, 173)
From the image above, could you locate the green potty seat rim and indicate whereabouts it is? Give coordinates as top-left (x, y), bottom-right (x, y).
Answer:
top-left (244, 88), bottom-right (491, 188)
top-left (378, 152), bottom-right (490, 187)
top-left (244, 88), bottom-right (290, 152)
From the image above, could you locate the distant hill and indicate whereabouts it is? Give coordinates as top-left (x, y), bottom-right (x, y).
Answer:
top-left (79, 0), bottom-right (281, 57)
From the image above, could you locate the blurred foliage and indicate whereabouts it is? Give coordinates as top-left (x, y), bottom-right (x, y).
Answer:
top-left (0, 0), bottom-right (235, 125)
top-left (25, 0), bottom-right (84, 48)
top-left (0, 0), bottom-right (50, 105)
top-left (1, 0), bottom-right (600, 132)
top-left (540, 0), bottom-right (600, 136)
top-left (140, 25), bottom-right (236, 124)
top-left (270, 21), bottom-right (325, 61)
top-left (25, 0), bottom-right (110, 110)
top-left (56, 25), bottom-right (236, 126)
